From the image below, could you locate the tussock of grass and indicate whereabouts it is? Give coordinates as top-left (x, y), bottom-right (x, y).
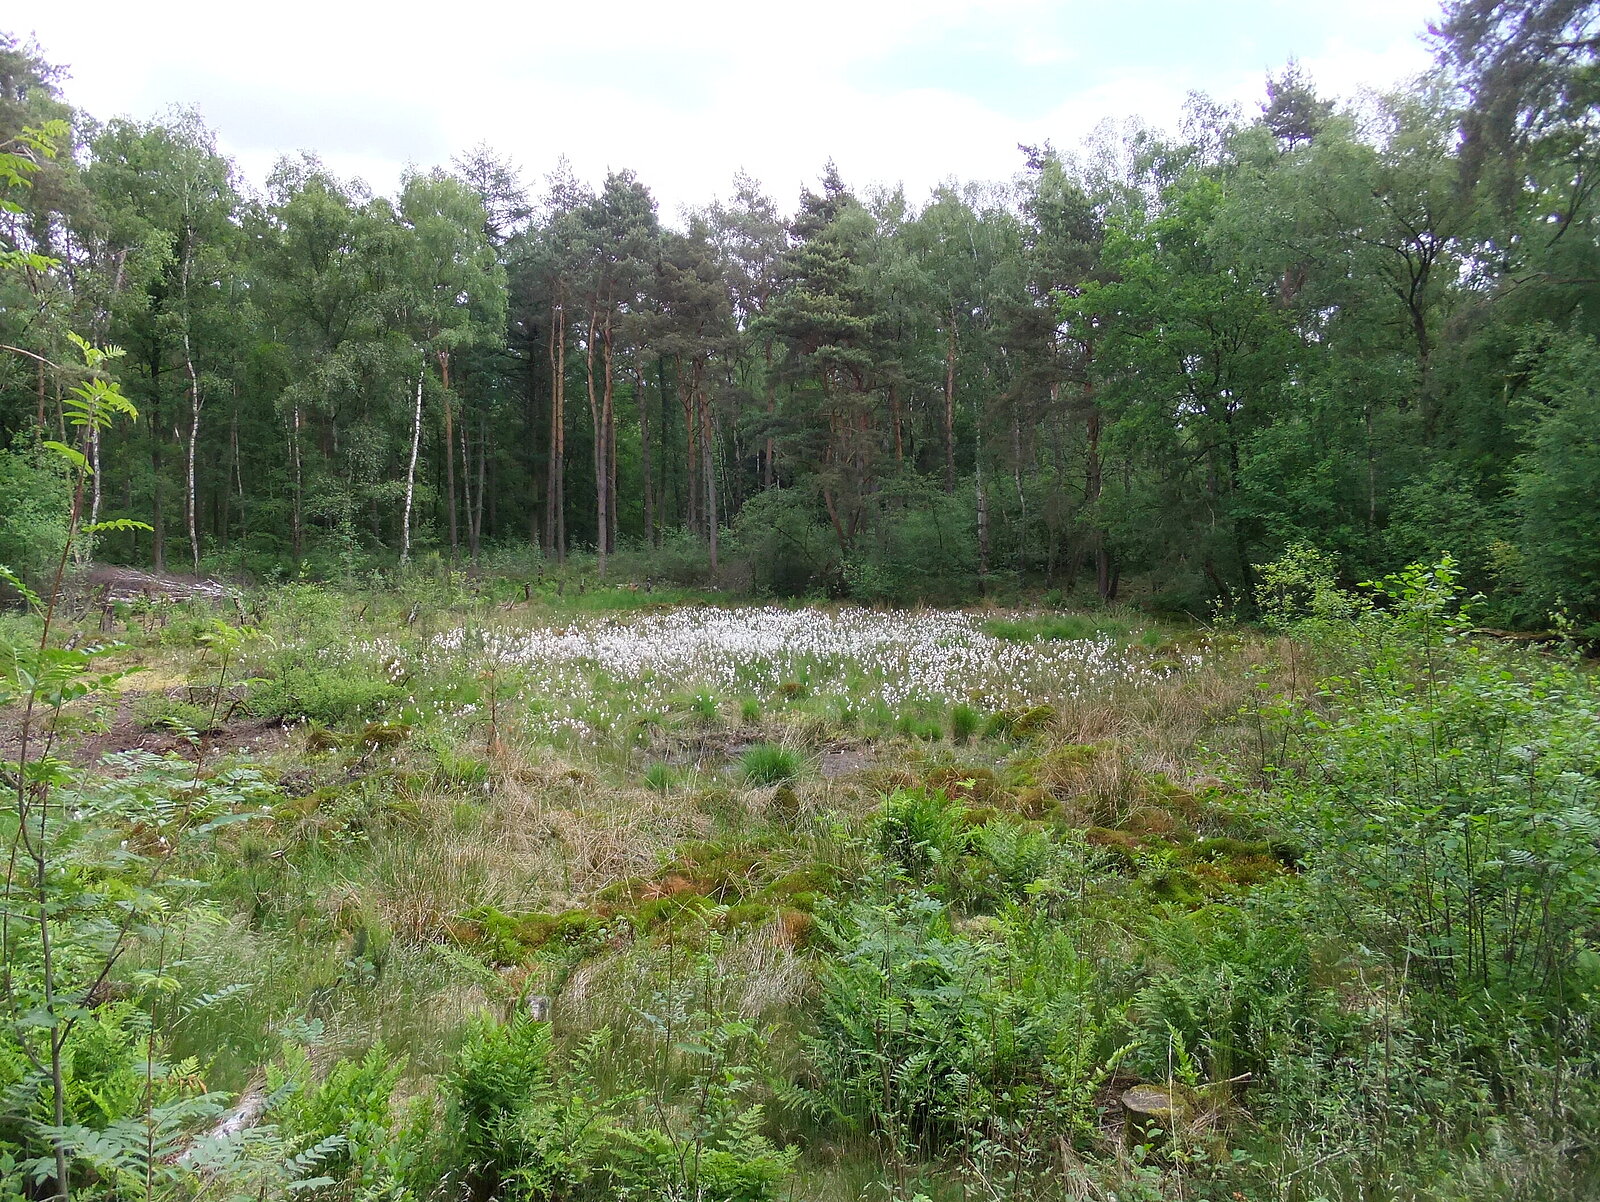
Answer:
top-left (741, 742), bottom-right (801, 785)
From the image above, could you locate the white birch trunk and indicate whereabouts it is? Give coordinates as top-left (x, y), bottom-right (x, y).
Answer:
top-left (401, 366), bottom-right (424, 563)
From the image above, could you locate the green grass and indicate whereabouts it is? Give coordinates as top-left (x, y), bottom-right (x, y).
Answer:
top-left (741, 743), bottom-right (801, 785)
top-left (17, 581), bottom-right (1590, 1202)
top-left (949, 702), bottom-right (982, 744)
top-left (982, 613), bottom-right (1133, 642)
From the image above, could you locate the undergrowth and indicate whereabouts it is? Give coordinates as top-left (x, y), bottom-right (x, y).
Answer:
top-left (3, 559), bottom-right (1596, 1201)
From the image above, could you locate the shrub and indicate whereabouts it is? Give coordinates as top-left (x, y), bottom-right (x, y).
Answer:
top-left (250, 654), bottom-right (401, 725)
top-left (0, 442), bottom-right (68, 589)
top-left (1266, 557), bottom-right (1600, 1000)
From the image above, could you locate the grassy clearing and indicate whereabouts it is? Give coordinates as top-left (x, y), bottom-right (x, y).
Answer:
top-left (4, 571), bottom-right (1597, 1201)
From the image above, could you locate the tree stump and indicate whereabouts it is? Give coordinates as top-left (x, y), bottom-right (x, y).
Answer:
top-left (1120, 1083), bottom-right (1193, 1146)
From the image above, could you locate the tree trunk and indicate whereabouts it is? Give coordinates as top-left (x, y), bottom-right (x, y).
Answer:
top-left (681, 366), bottom-right (700, 536)
top-left (975, 467), bottom-right (990, 587)
top-left (183, 342), bottom-right (202, 574)
top-left (700, 387), bottom-right (718, 573)
top-left (944, 316), bottom-right (958, 493)
top-left (473, 414), bottom-right (487, 557)
top-left (401, 364), bottom-right (424, 562)
top-left (179, 226), bottom-right (204, 574)
top-left (88, 422), bottom-right (101, 531)
top-left (584, 306), bottom-right (607, 575)
top-left (762, 339), bottom-right (776, 489)
top-left (145, 342), bottom-right (167, 571)
top-left (439, 350), bottom-right (458, 565)
top-left (290, 404), bottom-right (303, 564)
top-left (545, 303), bottom-right (567, 561)
top-left (1085, 402), bottom-right (1113, 599)
top-left (637, 366), bottom-right (655, 547)
top-left (602, 309), bottom-right (616, 559)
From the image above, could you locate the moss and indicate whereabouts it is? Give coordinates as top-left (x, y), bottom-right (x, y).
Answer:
top-left (984, 704), bottom-right (1056, 739)
top-left (305, 726), bottom-right (343, 753)
top-left (1123, 804), bottom-right (1192, 840)
top-left (1009, 786), bottom-right (1053, 818)
top-left (960, 804), bottom-right (1001, 829)
top-left (767, 783), bottom-right (801, 824)
top-left (758, 866), bottom-right (837, 908)
top-left (719, 901), bottom-right (774, 929)
top-left (1145, 869), bottom-right (1205, 906)
top-left (924, 764), bottom-right (1000, 803)
top-left (359, 721), bottom-right (412, 749)
top-left (632, 892), bottom-right (714, 931)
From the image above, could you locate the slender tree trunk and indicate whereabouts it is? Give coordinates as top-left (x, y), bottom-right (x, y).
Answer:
top-left (944, 316), bottom-right (958, 493)
top-left (401, 362), bottom-right (424, 562)
top-left (149, 351), bottom-right (166, 573)
top-left (474, 414), bottom-right (487, 554)
top-left (681, 367), bottom-right (700, 536)
top-left (890, 386), bottom-right (904, 464)
top-left (1086, 402), bottom-right (1112, 601)
top-left (762, 339), bottom-right (776, 489)
top-left (179, 229), bottom-right (204, 574)
top-left (1365, 398), bottom-right (1378, 528)
top-left (637, 365), bottom-right (655, 547)
top-left (183, 347), bottom-right (201, 574)
top-left (88, 423), bottom-right (101, 530)
top-left (439, 350), bottom-right (458, 564)
top-left (700, 387), bottom-right (718, 572)
top-left (545, 303), bottom-right (567, 560)
top-left (975, 410), bottom-right (989, 588)
top-left (583, 305), bottom-right (608, 575)
top-left (1012, 411), bottom-right (1026, 574)
top-left (231, 389), bottom-right (245, 539)
top-left (602, 309), bottom-right (616, 558)
top-left (460, 416), bottom-right (481, 563)
top-left (290, 404), bottom-right (303, 563)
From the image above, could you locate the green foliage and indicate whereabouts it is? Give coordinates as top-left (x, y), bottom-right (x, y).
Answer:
top-left (1513, 327), bottom-right (1600, 624)
top-left (132, 692), bottom-right (220, 735)
top-left (0, 443), bottom-right (69, 586)
top-left (877, 789), bottom-right (966, 879)
top-left (250, 652), bottom-right (402, 725)
top-left (1265, 558), bottom-right (1600, 999)
top-left (806, 892), bottom-right (1120, 1167)
top-left (445, 1011), bottom-right (794, 1202)
top-left (1252, 541), bottom-right (1363, 631)
top-left (266, 1037), bottom-right (416, 1193)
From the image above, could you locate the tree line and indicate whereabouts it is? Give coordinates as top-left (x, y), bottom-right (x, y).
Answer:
top-left (2, 0), bottom-right (1598, 624)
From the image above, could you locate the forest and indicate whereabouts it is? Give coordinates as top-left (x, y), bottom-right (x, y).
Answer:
top-left (4, 3), bottom-right (1600, 1202)
top-left (0, 2), bottom-right (1597, 621)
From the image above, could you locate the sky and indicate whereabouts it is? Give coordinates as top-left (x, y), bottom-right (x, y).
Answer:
top-left (20, 0), bottom-right (1445, 219)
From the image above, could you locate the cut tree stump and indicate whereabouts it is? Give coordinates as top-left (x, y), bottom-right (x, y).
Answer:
top-left (1120, 1083), bottom-right (1194, 1145)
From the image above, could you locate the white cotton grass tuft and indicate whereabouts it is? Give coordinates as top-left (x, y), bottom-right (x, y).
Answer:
top-left (358, 606), bottom-right (1202, 741)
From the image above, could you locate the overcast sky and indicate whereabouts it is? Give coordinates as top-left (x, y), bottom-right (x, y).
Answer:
top-left (22, 0), bottom-right (1443, 218)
